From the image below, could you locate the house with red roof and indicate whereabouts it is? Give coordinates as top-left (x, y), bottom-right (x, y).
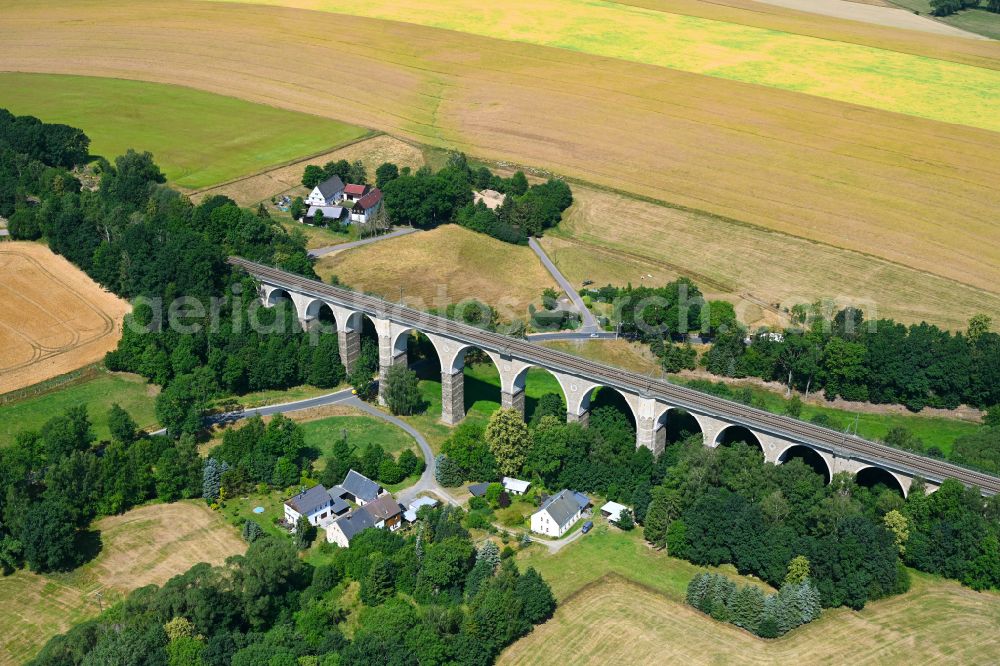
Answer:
top-left (350, 187), bottom-right (383, 224)
top-left (343, 183), bottom-right (369, 203)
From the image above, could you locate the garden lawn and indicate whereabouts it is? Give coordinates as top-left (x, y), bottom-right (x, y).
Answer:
top-left (301, 414), bottom-right (419, 460)
top-left (0, 73), bottom-right (370, 189)
top-left (0, 372), bottom-right (157, 446)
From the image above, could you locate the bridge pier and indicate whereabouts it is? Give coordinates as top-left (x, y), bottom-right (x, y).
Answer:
top-left (567, 409), bottom-right (590, 427)
top-left (338, 328), bottom-right (360, 374)
top-left (502, 389), bottom-right (525, 419)
top-left (378, 350), bottom-right (407, 406)
top-left (441, 370), bottom-right (465, 426)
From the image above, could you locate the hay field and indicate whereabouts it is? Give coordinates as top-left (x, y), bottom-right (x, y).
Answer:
top-left (213, 0), bottom-right (1000, 132)
top-left (192, 134), bottom-right (425, 206)
top-left (500, 573), bottom-right (1000, 665)
top-left (0, 73), bottom-right (370, 189)
top-left (3, 2), bottom-right (997, 297)
top-left (544, 187), bottom-right (1000, 330)
top-left (314, 226), bottom-right (558, 319)
top-left (0, 242), bottom-right (131, 395)
top-left (0, 502), bottom-right (244, 666)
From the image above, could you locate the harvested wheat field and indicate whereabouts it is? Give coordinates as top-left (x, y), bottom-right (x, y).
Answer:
top-left (500, 574), bottom-right (1000, 665)
top-left (544, 187), bottom-right (1000, 330)
top-left (2, 1), bottom-right (998, 298)
top-left (315, 225), bottom-right (557, 319)
top-left (216, 0), bottom-right (1000, 131)
top-left (191, 134), bottom-right (425, 206)
top-left (0, 242), bottom-right (131, 395)
top-left (0, 502), bottom-right (244, 665)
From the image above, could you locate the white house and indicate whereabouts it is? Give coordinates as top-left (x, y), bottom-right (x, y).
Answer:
top-left (350, 188), bottom-right (383, 224)
top-left (502, 477), bottom-right (531, 496)
top-left (600, 501), bottom-right (629, 524)
top-left (284, 484), bottom-right (335, 529)
top-left (530, 489), bottom-right (583, 538)
top-left (305, 175), bottom-right (345, 207)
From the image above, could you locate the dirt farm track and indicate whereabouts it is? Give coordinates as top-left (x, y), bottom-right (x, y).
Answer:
top-left (0, 242), bottom-right (130, 395)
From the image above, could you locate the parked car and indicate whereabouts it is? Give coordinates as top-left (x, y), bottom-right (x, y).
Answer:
top-left (581, 520), bottom-right (594, 534)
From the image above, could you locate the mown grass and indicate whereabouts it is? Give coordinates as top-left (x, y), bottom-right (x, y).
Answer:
top-left (221, 0), bottom-right (1000, 132)
top-left (301, 413), bottom-right (418, 460)
top-left (0, 372), bottom-right (157, 446)
top-left (315, 225), bottom-right (557, 319)
top-left (0, 73), bottom-right (370, 188)
top-left (0, 502), bottom-right (243, 666)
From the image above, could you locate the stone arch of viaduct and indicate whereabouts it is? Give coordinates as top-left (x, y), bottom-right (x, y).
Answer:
top-left (247, 262), bottom-right (1000, 498)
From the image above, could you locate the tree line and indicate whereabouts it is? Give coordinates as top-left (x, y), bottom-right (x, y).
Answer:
top-left (378, 152), bottom-right (573, 243)
top-left (434, 393), bottom-right (1000, 605)
top-left (30, 505), bottom-right (556, 666)
top-left (0, 404), bottom-right (201, 574)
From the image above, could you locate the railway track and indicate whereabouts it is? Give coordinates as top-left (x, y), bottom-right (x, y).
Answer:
top-left (230, 257), bottom-right (1000, 495)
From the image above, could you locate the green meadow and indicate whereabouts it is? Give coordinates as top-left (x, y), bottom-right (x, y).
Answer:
top-left (0, 73), bottom-right (371, 188)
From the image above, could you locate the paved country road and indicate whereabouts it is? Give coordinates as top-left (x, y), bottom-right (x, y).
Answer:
top-left (528, 237), bottom-right (599, 333)
top-left (308, 226), bottom-right (418, 258)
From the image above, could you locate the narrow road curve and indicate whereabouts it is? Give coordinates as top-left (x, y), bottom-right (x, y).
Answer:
top-left (528, 237), bottom-right (599, 333)
top-left (308, 226), bottom-right (418, 258)
top-left (154, 387), bottom-right (459, 506)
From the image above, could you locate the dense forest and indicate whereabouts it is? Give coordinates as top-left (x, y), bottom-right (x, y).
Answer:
top-left (30, 511), bottom-right (556, 666)
top-left (436, 398), bottom-right (1000, 603)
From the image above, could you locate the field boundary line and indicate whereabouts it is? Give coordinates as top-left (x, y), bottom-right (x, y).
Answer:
top-left (183, 131), bottom-right (381, 196)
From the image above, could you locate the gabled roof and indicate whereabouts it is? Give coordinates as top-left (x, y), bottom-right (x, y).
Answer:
top-left (537, 489), bottom-right (582, 528)
top-left (503, 477), bottom-right (531, 493)
top-left (354, 188), bottom-right (382, 210)
top-left (315, 175), bottom-right (345, 198)
top-left (330, 495), bottom-right (351, 515)
top-left (467, 482), bottom-right (490, 497)
top-left (330, 508), bottom-right (375, 541)
top-left (408, 496), bottom-right (439, 512)
top-left (285, 485), bottom-right (330, 517)
top-left (341, 469), bottom-right (382, 503)
top-left (305, 205), bottom-right (344, 219)
top-left (344, 183), bottom-right (368, 196)
top-left (601, 501), bottom-right (628, 522)
top-left (363, 493), bottom-right (402, 522)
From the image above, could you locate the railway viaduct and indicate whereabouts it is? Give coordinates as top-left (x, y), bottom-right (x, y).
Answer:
top-left (232, 257), bottom-right (1000, 497)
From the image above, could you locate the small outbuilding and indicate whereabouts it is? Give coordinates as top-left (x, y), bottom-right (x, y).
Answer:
top-left (502, 477), bottom-right (531, 496)
top-left (404, 496), bottom-right (440, 522)
top-left (600, 501), bottom-right (629, 524)
top-left (467, 482), bottom-right (490, 498)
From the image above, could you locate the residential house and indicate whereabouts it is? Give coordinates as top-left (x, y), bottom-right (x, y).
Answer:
top-left (404, 496), bottom-right (439, 522)
top-left (343, 183), bottom-right (369, 202)
top-left (364, 493), bottom-right (404, 532)
top-left (284, 484), bottom-right (334, 529)
top-left (600, 501), bottom-right (629, 524)
top-left (503, 477), bottom-right (531, 496)
top-left (305, 175), bottom-right (345, 207)
top-left (350, 188), bottom-right (383, 224)
top-left (340, 469), bottom-right (385, 506)
top-left (325, 507), bottom-right (375, 548)
top-left (530, 489), bottom-right (584, 538)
